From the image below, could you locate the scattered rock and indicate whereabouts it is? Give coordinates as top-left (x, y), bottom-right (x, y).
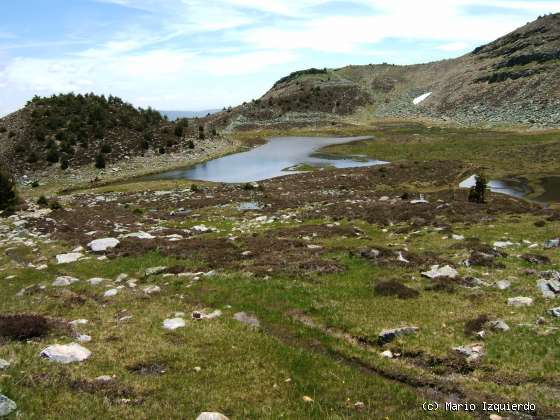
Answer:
top-left (488, 320), bottom-right (510, 332)
top-left (40, 343), bottom-right (92, 363)
top-left (466, 251), bottom-right (504, 268)
top-left (508, 297), bottom-right (533, 307)
top-left (87, 277), bottom-right (105, 285)
top-left (495, 280), bottom-right (511, 290)
top-left (521, 254), bottom-right (551, 265)
top-left (56, 252), bottom-right (83, 264)
top-left (115, 273), bottom-right (129, 282)
top-left (421, 265), bottom-right (458, 279)
top-left (192, 225), bottom-right (213, 234)
top-left (233, 312), bottom-right (260, 328)
top-left (69, 319), bottom-right (88, 326)
top-left (462, 277), bottom-right (490, 288)
top-left (0, 359), bottom-right (10, 370)
top-left (77, 334), bottom-right (92, 343)
top-left (380, 350), bottom-right (393, 358)
top-left (493, 241), bottom-right (515, 248)
top-left (0, 395), bottom-right (16, 417)
top-left (453, 344), bottom-right (484, 362)
top-left (95, 375), bottom-right (114, 383)
top-left (302, 396), bottom-right (314, 403)
top-left (192, 310), bottom-right (223, 320)
top-left (548, 307), bottom-right (560, 317)
top-left (52, 276), bottom-right (80, 287)
top-left (145, 266), bottom-right (168, 277)
top-left (378, 326), bottom-right (418, 344)
top-left (124, 231), bottom-right (155, 239)
top-left (143, 285), bottom-right (161, 295)
top-left (544, 238), bottom-right (560, 249)
top-left (162, 318), bottom-right (186, 330)
top-left (87, 238), bottom-right (120, 252)
top-left (196, 413), bottom-right (230, 420)
top-left (104, 288), bottom-right (119, 298)
top-left (537, 279), bottom-right (560, 298)
top-left (354, 401), bottom-right (365, 410)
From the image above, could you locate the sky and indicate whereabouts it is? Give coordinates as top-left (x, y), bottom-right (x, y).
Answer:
top-left (0, 0), bottom-right (559, 116)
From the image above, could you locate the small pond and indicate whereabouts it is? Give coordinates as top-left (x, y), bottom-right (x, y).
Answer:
top-left (460, 175), bottom-right (560, 204)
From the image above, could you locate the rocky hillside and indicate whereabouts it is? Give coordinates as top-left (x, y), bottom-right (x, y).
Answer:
top-left (209, 13), bottom-right (560, 130)
top-left (0, 93), bottom-right (218, 175)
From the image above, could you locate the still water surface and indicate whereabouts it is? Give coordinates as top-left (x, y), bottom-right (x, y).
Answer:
top-left (145, 136), bottom-right (385, 183)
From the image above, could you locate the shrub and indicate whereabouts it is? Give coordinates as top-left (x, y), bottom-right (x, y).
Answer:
top-left (158, 147), bottom-right (165, 154)
top-left (0, 168), bottom-right (18, 214)
top-left (187, 140), bottom-right (195, 149)
top-left (60, 159), bottom-right (69, 170)
top-left (31, 181), bottom-right (39, 188)
top-left (27, 152), bottom-right (38, 163)
top-left (0, 126), bottom-right (6, 133)
top-left (100, 143), bottom-right (111, 154)
top-left (8, 131), bottom-right (16, 138)
top-left (37, 195), bottom-right (48, 206)
top-left (174, 125), bottom-right (184, 138)
top-left (0, 314), bottom-right (50, 341)
top-left (464, 314), bottom-right (489, 336)
top-left (95, 153), bottom-right (106, 169)
top-left (48, 199), bottom-right (62, 210)
top-left (374, 280), bottom-right (419, 299)
top-left (46, 147), bottom-right (60, 164)
top-left (468, 175), bottom-right (487, 203)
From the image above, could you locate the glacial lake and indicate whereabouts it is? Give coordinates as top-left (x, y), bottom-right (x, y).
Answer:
top-left (145, 136), bottom-right (386, 183)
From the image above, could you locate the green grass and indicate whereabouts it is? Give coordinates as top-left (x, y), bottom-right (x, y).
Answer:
top-left (320, 123), bottom-right (560, 179)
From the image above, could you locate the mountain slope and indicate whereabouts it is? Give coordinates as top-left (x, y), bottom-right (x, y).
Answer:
top-left (209, 13), bottom-right (560, 130)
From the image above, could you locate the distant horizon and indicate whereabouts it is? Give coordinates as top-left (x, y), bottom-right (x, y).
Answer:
top-left (0, 104), bottom-right (221, 119)
top-left (1, 1), bottom-right (559, 116)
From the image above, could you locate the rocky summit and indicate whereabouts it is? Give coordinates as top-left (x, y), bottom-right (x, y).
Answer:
top-left (207, 14), bottom-right (560, 131)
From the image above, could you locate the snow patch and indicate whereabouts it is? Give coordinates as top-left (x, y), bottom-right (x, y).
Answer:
top-left (413, 92), bottom-right (432, 105)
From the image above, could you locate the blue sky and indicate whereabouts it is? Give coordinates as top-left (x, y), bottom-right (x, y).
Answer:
top-left (0, 0), bottom-right (559, 115)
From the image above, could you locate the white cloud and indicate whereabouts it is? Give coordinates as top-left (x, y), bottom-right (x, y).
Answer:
top-left (437, 41), bottom-right (472, 52)
top-left (202, 50), bottom-right (297, 75)
top-left (1, 0), bottom-right (559, 115)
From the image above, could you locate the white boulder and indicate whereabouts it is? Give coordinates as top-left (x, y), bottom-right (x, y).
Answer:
top-left (56, 252), bottom-right (83, 264)
top-left (421, 265), bottom-right (458, 279)
top-left (0, 395), bottom-right (16, 417)
top-left (196, 413), bottom-right (230, 420)
top-left (40, 343), bottom-right (91, 364)
top-left (52, 276), bottom-right (79, 287)
top-left (163, 318), bottom-right (186, 330)
top-left (88, 238), bottom-right (119, 252)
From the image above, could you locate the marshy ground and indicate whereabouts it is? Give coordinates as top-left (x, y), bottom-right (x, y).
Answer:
top-left (1, 122), bottom-right (559, 419)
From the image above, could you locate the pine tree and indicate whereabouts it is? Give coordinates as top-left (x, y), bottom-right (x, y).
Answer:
top-left (468, 175), bottom-right (487, 203)
top-left (0, 168), bottom-right (18, 214)
top-left (95, 153), bottom-right (106, 169)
